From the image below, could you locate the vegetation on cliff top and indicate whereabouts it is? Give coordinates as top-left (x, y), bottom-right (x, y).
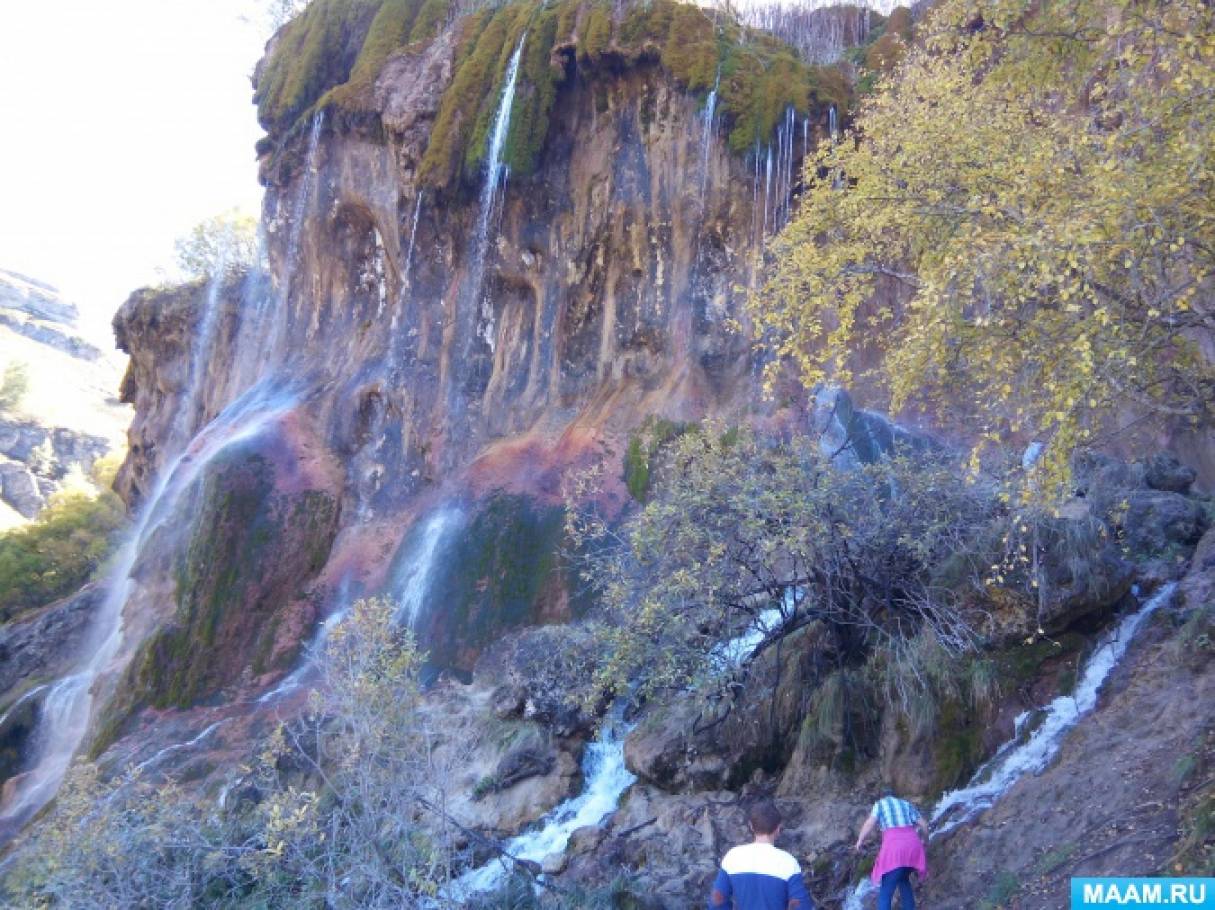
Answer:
top-left (0, 458), bottom-right (124, 625)
top-left (255, 0), bottom-right (853, 190)
top-left (759, 0), bottom-right (1215, 501)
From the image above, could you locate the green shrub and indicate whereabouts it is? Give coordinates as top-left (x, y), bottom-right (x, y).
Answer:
top-left (0, 362), bottom-right (28, 414)
top-left (0, 467), bottom-right (125, 624)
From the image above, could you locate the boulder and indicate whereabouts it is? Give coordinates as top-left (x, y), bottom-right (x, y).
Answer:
top-left (626, 625), bottom-right (822, 792)
top-left (1141, 453), bottom-right (1197, 494)
top-left (0, 586), bottom-right (99, 698)
top-left (1122, 490), bottom-right (1207, 556)
top-left (1181, 528), bottom-right (1215, 612)
top-left (0, 462), bottom-right (43, 518)
top-left (493, 743), bottom-right (557, 792)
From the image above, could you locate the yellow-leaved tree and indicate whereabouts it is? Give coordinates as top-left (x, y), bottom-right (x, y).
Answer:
top-left (758, 0), bottom-right (1215, 501)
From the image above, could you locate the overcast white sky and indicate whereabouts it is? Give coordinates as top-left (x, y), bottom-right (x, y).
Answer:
top-left (0, 0), bottom-right (268, 341)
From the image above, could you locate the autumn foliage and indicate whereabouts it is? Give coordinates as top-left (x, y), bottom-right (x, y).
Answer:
top-left (759, 0), bottom-right (1215, 500)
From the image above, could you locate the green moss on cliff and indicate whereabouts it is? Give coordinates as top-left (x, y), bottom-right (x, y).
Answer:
top-left (94, 451), bottom-right (338, 751)
top-left (422, 494), bottom-right (567, 668)
top-left (623, 416), bottom-right (688, 501)
top-left (260, 0), bottom-right (856, 189)
top-left (255, 0), bottom-right (383, 131)
top-left (322, 0), bottom-right (428, 112)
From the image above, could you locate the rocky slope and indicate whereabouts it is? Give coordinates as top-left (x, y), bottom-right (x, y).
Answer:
top-left (0, 269), bottom-right (129, 525)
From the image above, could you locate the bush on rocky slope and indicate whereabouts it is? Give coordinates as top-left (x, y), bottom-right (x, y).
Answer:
top-left (4, 598), bottom-right (465, 908)
top-left (0, 460), bottom-right (124, 624)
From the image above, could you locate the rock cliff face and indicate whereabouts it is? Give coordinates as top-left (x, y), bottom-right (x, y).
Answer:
top-left (0, 269), bottom-right (128, 524)
top-left (107, 3), bottom-right (837, 710)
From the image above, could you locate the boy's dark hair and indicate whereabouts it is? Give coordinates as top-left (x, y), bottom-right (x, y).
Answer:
top-left (748, 800), bottom-right (782, 835)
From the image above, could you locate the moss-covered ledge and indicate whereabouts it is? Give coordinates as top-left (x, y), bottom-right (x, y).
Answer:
top-left (255, 0), bottom-right (855, 192)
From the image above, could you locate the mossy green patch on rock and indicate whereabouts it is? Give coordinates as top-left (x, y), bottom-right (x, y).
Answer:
top-left (255, 0), bottom-right (384, 131)
top-left (258, 0), bottom-right (856, 189)
top-left (623, 415), bottom-right (689, 501)
top-left (421, 493), bottom-right (567, 670)
top-left (92, 445), bottom-right (338, 752)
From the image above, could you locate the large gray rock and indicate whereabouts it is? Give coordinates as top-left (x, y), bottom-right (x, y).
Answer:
top-left (0, 461), bottom-right (44, 518)
top-left (1141, 453), bottom-right (1197, 494)
top-left (1122, 490), bottom-right (1207, 556)
top-left (811, 386), bottom-right (935, 467)
top-left (0, 586), bottom-right (99, 700)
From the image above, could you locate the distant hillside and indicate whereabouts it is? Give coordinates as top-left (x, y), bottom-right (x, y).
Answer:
top-left (0, 269), bottom-right (130, 527)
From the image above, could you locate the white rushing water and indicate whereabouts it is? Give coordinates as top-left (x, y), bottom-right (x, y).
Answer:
top-left (452, 593), bottom-right (799, 897)
top-left (929, 582), bottom-right (1178, 837)
top-left (393, 507), bottom-right (462, 630)
top-left (266, 111), bottom-right (324, 366)
top-left (466, 34), bottom-right (526, 346)
top-left (451, 707), bottom-right (637, 898)
top-left (403, 190), bottom-right (424, 292)
top-left (172, 249), bottom-right (229, 449)
top-left (0, 685), bottom-right (49, 732)
top-left (134, 720), bottom-right (229, 776)
top-left (699, 69), bottom-right (720, 197)
top-left (829, 104), bottom-right (838, 141)
top-left (843, 878), bottom-right (877, 910)
top-left (0, 381), bottom-right (298, 830)
top-left (260, 505), bottom-right (461, 705)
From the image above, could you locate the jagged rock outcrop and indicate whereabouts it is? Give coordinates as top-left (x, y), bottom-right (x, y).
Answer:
top-left (104, 0), bottom-right (843, 728)
top-left (0, 269), bottom-right (128, 523)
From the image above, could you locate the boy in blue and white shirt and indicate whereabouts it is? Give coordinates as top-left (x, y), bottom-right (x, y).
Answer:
top-left (708, 801), bottom-right (814, 909)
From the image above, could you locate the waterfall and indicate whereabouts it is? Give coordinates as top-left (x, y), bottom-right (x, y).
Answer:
top-left (172, 248), bottom-right (229, 448)
top-left (268, 111), bottom-right (324, 366)
top-left (451, 705), bottom-right (637, 898)
top-left (403, 190), bottom-right (424, 292)
top-left (829, 104), bottom-right (838, 142)
top-left (751, 143), bottom-right (762, 249)
top-left (465, 35), bottom-right (526, 350)
top-left (392, 507), bottom-right (462, 630)
top-left (699, 69), bottom-right (720, 197)
top-left (0, 381), bottom-right (298, 835)
top-left (257, 574), bottom-right (356, 705)
top-left (133, 720), bottom-right (229, 777)
top-left (762, 145), bottom-right (774, 240)
top-left (930, 582), bottom-right (1178, 838)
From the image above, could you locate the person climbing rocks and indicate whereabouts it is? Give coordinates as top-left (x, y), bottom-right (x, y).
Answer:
top-left (708, 800), bottom-right (815, 909)
top-left (854, 788), bottom-right (929, 910)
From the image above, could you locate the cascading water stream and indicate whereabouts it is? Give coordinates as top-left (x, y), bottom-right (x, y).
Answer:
top-left (403, 191), bottom-right (424, 293)
top-left (0, 381), bottom-right (298, 836)
top-left (829, 104), bottom-right (838, 142)
top-left (464, 35), bottom-right (526, 350)
top-left (836, 584), bottom-right (1176, 906)
top-left (259, 506), bottom-right (461, 705)
top-left (266, 111), bottom-right (324, 368)
top-left (698, 69), bottom-right (720, 198)
top-left (763, 145), bottom-right (774, 239)
top-left (171, 248), bottom-right (229, 449)
top-left (393, 507), bottom-right (462, 630)
top-left (452, 594), bottom-right (795, 898)
top-left (929, 582), bottom-right (1178, 838)
top-left (450, 705), bottom-right (637, 899)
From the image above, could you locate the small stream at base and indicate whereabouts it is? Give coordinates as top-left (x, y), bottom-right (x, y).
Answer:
top-left (449, 707), bottom-right (636, 900)
top-left (840, 582), bottom-right (1178, 907)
